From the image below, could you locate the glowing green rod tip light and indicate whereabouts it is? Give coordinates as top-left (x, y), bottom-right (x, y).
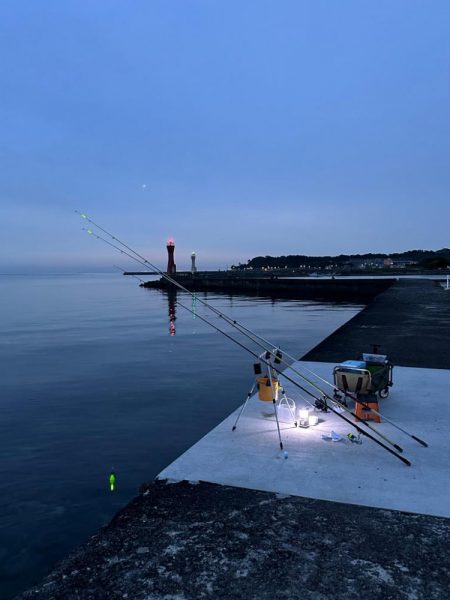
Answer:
top-left (80, 213), bottom-right (87, 219)
top-left (87, 229), bottom-right (93, 234)
top-left (109, 471), bottom-right (116, 492)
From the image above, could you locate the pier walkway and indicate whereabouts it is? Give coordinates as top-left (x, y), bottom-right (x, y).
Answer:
top-left (303, 278), bottom-right (450, 368)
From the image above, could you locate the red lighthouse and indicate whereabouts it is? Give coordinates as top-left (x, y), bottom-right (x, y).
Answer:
top-left (166, 238), bottom-right (176, 274)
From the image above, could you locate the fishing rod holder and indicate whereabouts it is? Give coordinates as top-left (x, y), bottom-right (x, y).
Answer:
top-left (232, 352), bottom-right (298, 449)
top-left (253, 362), bottom-right (262, 375)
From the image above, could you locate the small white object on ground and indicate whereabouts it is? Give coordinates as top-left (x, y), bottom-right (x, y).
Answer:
top-left (321, 431), bottom-right (342, 442)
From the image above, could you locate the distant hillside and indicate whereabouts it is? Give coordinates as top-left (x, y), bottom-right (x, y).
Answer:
top-left (232, 249), bottom-right (450, 271)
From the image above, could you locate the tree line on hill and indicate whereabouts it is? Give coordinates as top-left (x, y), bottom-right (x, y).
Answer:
top-left (232, 248), bottom-right (450, 271)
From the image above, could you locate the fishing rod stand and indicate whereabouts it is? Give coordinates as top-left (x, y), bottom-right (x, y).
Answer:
top-left (232, 350), bottom-right (297, 450)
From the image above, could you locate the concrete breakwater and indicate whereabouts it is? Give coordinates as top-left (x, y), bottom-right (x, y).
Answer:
top-left (18, 278), bottom-right (450, 600)
top-left (302, 278), bottom-right (450, 369)
top-left (19, 480), bottom-right (450, 600)
top-left (144, 273), bottom-right (395, 302)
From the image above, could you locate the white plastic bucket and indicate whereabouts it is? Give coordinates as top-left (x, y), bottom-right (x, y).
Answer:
top-left (277, 397), bottom-right (296, 423)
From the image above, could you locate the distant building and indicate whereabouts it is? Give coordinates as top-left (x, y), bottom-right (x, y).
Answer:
top-left (191, 252), bottom-right (197, 274)
top-left (391, 260), bottom-right (418, 268)
top-left (166, 239), bottom-right (176, 274)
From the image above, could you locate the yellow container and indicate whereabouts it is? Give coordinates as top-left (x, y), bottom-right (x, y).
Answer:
top-left (257, 377), bottom-right (279, 401)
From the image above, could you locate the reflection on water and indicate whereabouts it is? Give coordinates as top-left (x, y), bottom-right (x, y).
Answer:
top-left (192, 292), bottom-right (197, 320)
top-left (0, 273), bottom-right (362, 599)
top-left (166, 289), bottom-right (177, 336)
top-left (166, 290), bottom-right (201, 336)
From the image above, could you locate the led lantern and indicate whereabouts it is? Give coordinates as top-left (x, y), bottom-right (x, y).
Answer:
top-left (299, 408), bottom-right (310, 428)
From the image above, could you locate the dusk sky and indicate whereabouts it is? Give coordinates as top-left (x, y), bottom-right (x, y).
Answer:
top-left (1, 1), bottom-right (449, 272)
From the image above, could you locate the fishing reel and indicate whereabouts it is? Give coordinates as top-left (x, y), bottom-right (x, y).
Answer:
top-left (314, 395), bottom-right (329, 412)
top-left (333, 391), bottom-right (348, 407)
top-left (264, 349), bottom-right (283, 364)
top-left (254, 348), bottom-right (282, 375)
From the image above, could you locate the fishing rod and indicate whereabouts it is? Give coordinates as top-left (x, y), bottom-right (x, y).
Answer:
top-left (77, 214), bottom-right (413, 454)
top-left (79, 219), bottom-right (411, 465)
top-left (78, 216), bottom-right (409, 453)
top-left (86, 227), bottom-right (404, 452)
top-left (106, 216), bottom-right (427, 450)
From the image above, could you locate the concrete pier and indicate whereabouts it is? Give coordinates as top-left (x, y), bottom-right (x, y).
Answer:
top-left (18, 278), bottom-right (450, 600)
top-left (302, 279), bottom-right (450, 369)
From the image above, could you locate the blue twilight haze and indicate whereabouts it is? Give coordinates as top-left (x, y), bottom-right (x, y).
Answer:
top-left (0, 1), bottom-right (449, 272)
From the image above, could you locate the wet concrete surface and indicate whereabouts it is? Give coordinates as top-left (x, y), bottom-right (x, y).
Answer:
top-left (18, 480), bottom-right (450, 600)
top-left (302, 279), bottom-right (450, 368)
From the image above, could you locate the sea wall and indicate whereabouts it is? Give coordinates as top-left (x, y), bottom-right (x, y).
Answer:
top-left (19, 480), bottom-right (450, 600)
top-left (144, 274), bottom-right (395, 302)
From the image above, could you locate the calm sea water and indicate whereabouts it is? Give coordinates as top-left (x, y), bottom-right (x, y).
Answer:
top-left (0, 274), bottom-right (362, 599)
